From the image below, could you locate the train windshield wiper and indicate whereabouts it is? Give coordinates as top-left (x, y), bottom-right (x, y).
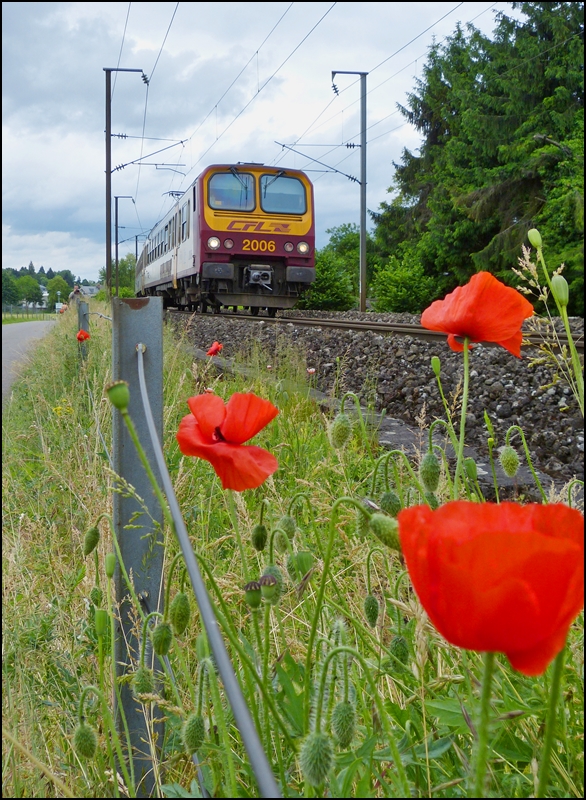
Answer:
top-left (263, 170), bottom-right (285, 197)
top-left (229, 166), bottom-right (249, 195)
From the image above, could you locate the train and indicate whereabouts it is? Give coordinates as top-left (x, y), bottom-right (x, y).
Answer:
top-left (135, 163), bottom-right (315, 315)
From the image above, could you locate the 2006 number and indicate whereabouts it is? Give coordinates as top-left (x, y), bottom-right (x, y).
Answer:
top-left (243, 239), bottom-right (276, 252)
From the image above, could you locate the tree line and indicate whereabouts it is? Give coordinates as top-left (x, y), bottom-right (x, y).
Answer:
top-left (2, 262), bottom-right (98, 309)
top-left (303, 2), bottom-right (583, 316)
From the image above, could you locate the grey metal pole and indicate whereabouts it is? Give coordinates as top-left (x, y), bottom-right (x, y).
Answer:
top-left (105, 69), bottom-right (112, 298)
top-left (115, 195), bottom-right (119, 298)
top-left (112, 297), bottom-right (165, 797)
top-left (359, 72), bottom-right (367, 313)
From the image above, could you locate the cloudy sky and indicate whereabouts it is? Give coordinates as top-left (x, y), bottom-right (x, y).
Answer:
top-left (2, 1), bottom-right (525, 282)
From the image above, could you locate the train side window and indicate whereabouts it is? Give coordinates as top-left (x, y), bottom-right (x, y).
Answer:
top-left (208, 172), bottom-right (255, 211)
top-left (186, 201), bottom-right (190, 238)
top-left (260, 175), bottom-right (306, 214)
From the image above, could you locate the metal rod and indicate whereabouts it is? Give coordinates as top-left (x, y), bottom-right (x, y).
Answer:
top-left (135, 345), bottom-right (281, 799)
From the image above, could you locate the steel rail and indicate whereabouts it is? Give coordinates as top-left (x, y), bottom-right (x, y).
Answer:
top-left (167, 309), bottom-right (583, 352)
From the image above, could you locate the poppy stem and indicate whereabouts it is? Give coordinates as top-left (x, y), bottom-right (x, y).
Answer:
top-left (536, 647), bottom-right (565, 798)
top-left (453, 337), bottom-right (471, 499)
top-left (225, 489), bottom-right (249, 581)
top-left (471, 651), bottom-right (495, 798)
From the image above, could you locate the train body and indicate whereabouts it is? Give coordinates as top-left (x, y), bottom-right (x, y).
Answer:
top-left (136, 163), bottom-right (315, 314)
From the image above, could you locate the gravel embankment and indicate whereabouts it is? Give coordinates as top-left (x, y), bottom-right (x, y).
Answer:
top-left (168, 310), bottom-right (584, 490)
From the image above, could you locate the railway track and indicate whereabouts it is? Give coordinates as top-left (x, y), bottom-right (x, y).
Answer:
top-left (167, 308), bottom-right (584, 352)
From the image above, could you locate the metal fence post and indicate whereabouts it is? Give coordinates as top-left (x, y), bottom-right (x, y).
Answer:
top-left (112, 297), bottom-right (164, 796)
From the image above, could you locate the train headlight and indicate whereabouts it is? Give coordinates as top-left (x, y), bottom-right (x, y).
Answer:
top-left (224, 238), bottom-right (234, 249)
top-left (207, 236), bottom-right (221, 250)
top-left (297, 241), bottom-right (310, 255)
top-left (283, 242), bottom-right (294, 253)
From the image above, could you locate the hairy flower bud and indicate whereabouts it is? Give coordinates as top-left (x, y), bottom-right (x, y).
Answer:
top-left (73, 722), bottom-right (98, 760)
top-left (169, 592), bottom-right (191, 636)
top-left (105, 380), bottom-right (130, 412)
top-left (389, 635), bottom-right (410, 672)
top-left (94, 608), bottom-right (108, 637)
top-left (251, 523), bottom-right (268, 552)
top-left (420, 451), bottom-right (441, 493)
top-left (369, 513), bottom-right (401, 551)
top-left (329, 412), bottom-right (352, 449)
top-left (379, 489), bottom-right (402, 517)
top-left (299, 731), bottom-right (334, 787)
top-left (83, 526), bottom-right (100, 557)
top-left (363, 594), bottom-right (379, 628)
top-left (424, 491), bottom-right (440, 510)
top-left (499, 445), bottom-right (520, 478)
top-left (527, 228), bottom-right (543, 250)
top-left (105, 552), bottom-right (116, 579)
top-left (152, 622), bottom-right (173, 656)
top-left (132, 666), bottom-right (154, 698)
top-left (277, 514), bottom-right (296, 538)
top-left (331, 700), bottom-right (357, 749)
top-left (182, 713), bottom-right (206, 754)
top-left (431, 355), bottom-right (441, 377)
top-left (551, 274), bottom-right (569, 308)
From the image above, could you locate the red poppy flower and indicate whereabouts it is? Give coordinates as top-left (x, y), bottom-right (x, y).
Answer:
top-left (420, 272), bottom-right (534, 357)
top-left (76, 329), bottom-right (90, 341)
top-left (176, 392), bottom-right (279, 491)
top-left (398, 501), bottom-right (584, 676)
top-left (206, 341), bottom-right (223, 356)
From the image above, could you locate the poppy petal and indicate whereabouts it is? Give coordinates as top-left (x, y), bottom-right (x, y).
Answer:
top-left (421, 272), bottom-right (533, 356)
top-left (186, 394), bottom-right (226, 441)
top-left (176, 414), bottom-right (209, 455)
top-left (204, 442), bottom-right (279, 491)
top-left (221, 393), bottom-right (279, 444)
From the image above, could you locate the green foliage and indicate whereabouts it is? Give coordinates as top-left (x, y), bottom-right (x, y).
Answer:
top-left (98, 253), bottom-right (136, 293)
top-left (16, 275), bottom-right (43, 306)
top-left (372, 3), bottom-right (584, 314)
top-left (46, 275), bottom-right (71, 309)
top-left (371, 253), bottom-right (438, 313)
top-left (2, 269), bottom-right (19, 304)
top-left (296, 249), bottom-right (356, 311)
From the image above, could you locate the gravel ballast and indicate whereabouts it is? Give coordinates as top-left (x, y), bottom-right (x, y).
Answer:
top-left (168, 309), bottom-right (584, 494)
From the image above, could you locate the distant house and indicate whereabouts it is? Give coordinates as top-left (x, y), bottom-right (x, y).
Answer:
top-left (80, 285), bottom-right (100, 298)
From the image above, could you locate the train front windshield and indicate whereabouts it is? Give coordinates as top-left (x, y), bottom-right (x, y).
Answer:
top-left (260, 174), bottom-right (306, 214)
top-left (208, 172), bottom-right (255, 211)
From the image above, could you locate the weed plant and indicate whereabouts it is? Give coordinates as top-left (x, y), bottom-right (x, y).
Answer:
top-left (2, 282), bottom-right (583, 799)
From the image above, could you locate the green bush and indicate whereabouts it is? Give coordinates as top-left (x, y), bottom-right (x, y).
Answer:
top-left (296, 250), bottom-right (357, 311)
top-left (371, 254), bottom-right (438, 313)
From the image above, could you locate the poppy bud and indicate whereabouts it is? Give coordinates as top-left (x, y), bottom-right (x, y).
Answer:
top-left (389, 635), bottom-right (410, 672)
top-left (169, 592), bottom-right (191, 636)
top-left (132, 666), bottom-right (154, 698)
top-left (73, 722), bottom-right (98, 760)
top-left (331, 700), bottom-right (357, 749)
top-left (329, 412), bottom-right (352, 449)
top-left (363, 594), bottom-right (379, 628)
top-left (244, 581), bottom-right (262, 608)
top-left (424, 491), bottom-right (440, 510)
top-left (105, 552), bottom-right (116, 579)
top-left (83, 526), bottom-right (100, 557)
top-left (251, 523), bottom-right (268, 551)
top-left (243, 580), bottom-right (262, 609)
top-left (464, 457), bottom-right (478, 481)
top-left (152, 622), bottom-right (173, 656)
top-left (89, 586), bottom-right (103, 607)
top-left (182, 713), bottom-right (206, 754)
top-left (94, 608), bottom-right (108, 637)
top-left (299, 731), bottom-right (334, 787)
top-left (527, 228), bottom-right (543, 249)
top-left (379, 489), bottom-right (402, 517)
top-left (420, 452), bottom-right (441, 493)
top-left (273, 529), bottom-right (290, 554)
top-left (551, 274), bottom-right (569, 308)
top-left (499, 445), bottom-right (520, 478)
top-left (105, 380), bottom-right (130, 412)
top-left (262, 565), bottom-right (284, 605)
top-left (431, 356), bottom-right (441, 377)
top-left (355, 499), bottom-right (373, 539)
top-left (259, 573), bottom-right (278, 601)
top-left (277, 514), bottom-right (296, 538)
top-left (369, 513), bottom-right (401, 551)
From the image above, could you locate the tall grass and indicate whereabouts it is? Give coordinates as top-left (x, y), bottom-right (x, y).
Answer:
top-left (2, 304), bottom-right (583, 798)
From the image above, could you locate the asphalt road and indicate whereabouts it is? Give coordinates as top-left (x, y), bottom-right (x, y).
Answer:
top-left (2, 319), bottom-right (57, 404)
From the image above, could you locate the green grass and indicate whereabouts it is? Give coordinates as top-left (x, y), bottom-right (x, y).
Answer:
top-left (2, 302), bottom-right (583, 799)
top-left (2, 311), bottom-right (57, 324)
